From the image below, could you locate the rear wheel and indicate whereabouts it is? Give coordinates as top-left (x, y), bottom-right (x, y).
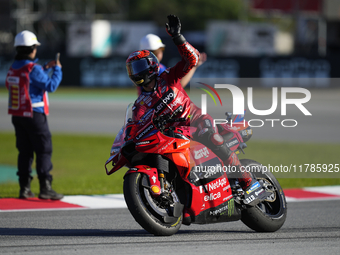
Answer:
top-left (123, 172), bottom-right (182, 236)
top-left (240, 159), bottom-right (287, 232)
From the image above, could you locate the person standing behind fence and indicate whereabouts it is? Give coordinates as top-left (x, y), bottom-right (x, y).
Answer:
top-left (5, 30), bottom-right (63, 200)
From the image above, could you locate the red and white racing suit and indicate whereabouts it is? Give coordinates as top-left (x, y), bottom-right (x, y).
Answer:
top-left (132, 42), bottom-right (252, 189)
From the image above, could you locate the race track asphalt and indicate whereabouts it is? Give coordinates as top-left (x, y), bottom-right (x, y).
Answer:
top-left (0, 200), bottom-right (339, 255)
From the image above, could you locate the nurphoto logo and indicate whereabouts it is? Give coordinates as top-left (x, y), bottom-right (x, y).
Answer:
top-left (198, 83), bottom-right (312, 128)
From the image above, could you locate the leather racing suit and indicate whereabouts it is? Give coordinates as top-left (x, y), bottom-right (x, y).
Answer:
top-left (132, 42), bottom-right (252, 189)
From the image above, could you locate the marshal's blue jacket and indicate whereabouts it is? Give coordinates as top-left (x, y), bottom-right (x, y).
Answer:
top-left (10, 59), bottom-right (62, 113)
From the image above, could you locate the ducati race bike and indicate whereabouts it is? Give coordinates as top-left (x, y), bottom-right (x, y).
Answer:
top-left (105, 104), bottom-right (287, 236)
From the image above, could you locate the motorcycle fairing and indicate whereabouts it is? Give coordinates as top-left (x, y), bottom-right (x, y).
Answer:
top-left (183, 198), bottom-right (241, 225)
top-left (105, 104), bottom-right (135, 175)
top-left (133, 127), bottom-right (240, 224)
top-left (188, 157), bottom-right (224, 187)
top-left (182, 142), bottom-right (241, 224)
top-left (105, 153), bottom-right (128, 175)
top-left (182, 174), bottom-right (241, 225)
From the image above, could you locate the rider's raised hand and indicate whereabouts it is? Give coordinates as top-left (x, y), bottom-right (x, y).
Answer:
top-left (166, 15), bottom-right (181, 37)
top-left (165, 14), bottom-right (186, 45)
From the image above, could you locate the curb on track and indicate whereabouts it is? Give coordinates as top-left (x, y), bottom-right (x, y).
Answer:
top-left (1, 186), bottom-right (340, 212)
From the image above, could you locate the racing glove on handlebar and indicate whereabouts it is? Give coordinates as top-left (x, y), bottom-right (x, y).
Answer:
top-left (166, 14), bottom-right (186, 45)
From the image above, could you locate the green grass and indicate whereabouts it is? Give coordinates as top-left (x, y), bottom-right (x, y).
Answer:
top-left (238, 141), bottom-right (340, 188)
top-left (0, 132), bottom-right (339, 198)
top-left (0, 132), bottom-right (126, 198)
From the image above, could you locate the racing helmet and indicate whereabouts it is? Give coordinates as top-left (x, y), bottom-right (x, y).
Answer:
top-left (126, 50), bottom-right (160, 86)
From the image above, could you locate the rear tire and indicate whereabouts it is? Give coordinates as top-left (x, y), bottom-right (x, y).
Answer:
top-left (123, 172), bottom-right (182, 236)
top-left (240, 159), bottom-right (287, 232)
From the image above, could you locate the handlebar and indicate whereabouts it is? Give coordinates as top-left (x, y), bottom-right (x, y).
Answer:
top-left (153, 115), bottom-right (187, 132)
top-left (167, 117), bottom-right (186, 123)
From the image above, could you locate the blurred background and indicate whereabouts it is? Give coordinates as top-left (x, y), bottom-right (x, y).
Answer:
top-left (0, 0), bottom-right (339, 87)
top-left (0, 1), bottom-right (339, 194)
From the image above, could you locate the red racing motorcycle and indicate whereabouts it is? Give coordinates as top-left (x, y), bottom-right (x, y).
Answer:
top-left (105, 104), bottom-right (287, 236)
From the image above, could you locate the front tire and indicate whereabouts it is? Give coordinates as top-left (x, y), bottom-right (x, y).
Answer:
top-left (240, 159), bottom-right (287, 232)
top-left (123, 172), bottom-right (182, 236)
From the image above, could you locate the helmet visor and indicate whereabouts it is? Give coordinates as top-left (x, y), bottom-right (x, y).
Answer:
top-left (127, 58), bottom-right (149, 76)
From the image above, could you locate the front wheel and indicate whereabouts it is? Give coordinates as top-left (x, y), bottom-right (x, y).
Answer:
top-left (123, 172), bottom-right (182, 236)
top-left (240, 159), bottom-right (287, 232)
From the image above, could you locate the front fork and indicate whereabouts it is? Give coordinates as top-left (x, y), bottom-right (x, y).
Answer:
top-left (158, 170), bottom-right (166, 193)
top-left (125, 165), bottom-right (162, 197)
top-left (125, 165), bottom-right (178, 206)
top-left (125, 165), bottom-right (172, 199)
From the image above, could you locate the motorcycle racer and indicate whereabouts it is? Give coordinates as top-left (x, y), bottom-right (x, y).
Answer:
top-left (126, 15), bottom-right (254, 191)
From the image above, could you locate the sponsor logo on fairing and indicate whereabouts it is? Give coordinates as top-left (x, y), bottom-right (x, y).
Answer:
top-left (151, 175), bottom-right (157, 184)
top-left (199, 178), bottom-right (228, 193)
top-left (226, 138), bottom-right (239, 148)
top-left (209, 198), bottom-right (234, 216)
top-left (227, 198), bottom-right (235, 216)
top-left (135, 124), bottom-right (154, 140)
top-left (160, 139), bottom-right (175, 151)
top-left (136, 140), bottom-right (152, 146)
top-left (246, 181), bottom-right (261, 194)
top-left (204, 192), bottom-right (221, 201)
top-left (255, 189), bottom-right (264, 196)
top-left (177, 140), bottom-right (190, 148)
top-left (210, 204), bottom-right (228, 216)
top-left (194, 147), bottom-right (209, 159)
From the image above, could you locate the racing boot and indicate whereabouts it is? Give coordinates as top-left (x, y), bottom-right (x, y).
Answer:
top-left (39, 178), bottom-right (64, 200)
top-left (194, 119), bottom-right (267, 203)
top-left (223, 152), bottom-right (270, 206)
top-left (196, 123), bottom-right (255, 190)
top-left (223, 151), bottom-right (253, 190)
top-left (19, 176), bottom-right (35, 199)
